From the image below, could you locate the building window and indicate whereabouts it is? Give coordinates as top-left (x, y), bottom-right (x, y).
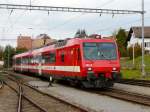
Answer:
top-left (148, 42), bottom-right (150, 47)
top-left (144, 42), bottom-right (150, 47)
top-left (145, 43), bottom-right (147, 47)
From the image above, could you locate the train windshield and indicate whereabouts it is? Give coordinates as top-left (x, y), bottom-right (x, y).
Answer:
top-left (83, 42), bottom-right (117, 60)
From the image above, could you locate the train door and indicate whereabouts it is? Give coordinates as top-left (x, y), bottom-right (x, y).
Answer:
top-left (72, 46), bottom-right (81, 75)
top-left (21, 57), bottom-right (23, 72)
top-left (38, 53), bottom-right (42, 76)
top-left (13, 58), bottom-right (16, 71)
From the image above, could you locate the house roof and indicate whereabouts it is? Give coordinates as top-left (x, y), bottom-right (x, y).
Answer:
top-left (127, 26), bottom-right (150, 42)
top-left (131, 26), bottom-right (150, 38)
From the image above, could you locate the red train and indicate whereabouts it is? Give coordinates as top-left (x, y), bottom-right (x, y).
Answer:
top-left (13, 36), bottom-right (121, 88)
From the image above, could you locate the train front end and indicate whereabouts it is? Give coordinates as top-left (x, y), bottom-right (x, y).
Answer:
top-left (81, 40), bottom-right (121, 88)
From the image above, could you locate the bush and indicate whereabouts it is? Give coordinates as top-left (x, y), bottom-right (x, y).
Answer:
top-left (119, 46), bottom-right (128, 57)
top-left (128, 43), bottom-right (142, 59)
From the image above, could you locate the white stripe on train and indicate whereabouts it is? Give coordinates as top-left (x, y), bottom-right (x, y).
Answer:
top-left (13, 65), bottom-right (80, 72)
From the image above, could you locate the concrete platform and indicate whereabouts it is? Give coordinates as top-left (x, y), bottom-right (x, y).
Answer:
top-left (28, 81), bottom-right (49, 87)
top-left (114, 83), bottom-right (150, 96)
top-left (28, 81), bottom-right (150, 112)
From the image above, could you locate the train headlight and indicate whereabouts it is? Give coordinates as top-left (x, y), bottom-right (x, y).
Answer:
top-left (86, 64), bottom-right (93, 67)
top-left (87, 67), bottom-right (92, 71)
top-left (112, 67), bottom-right (117, 71)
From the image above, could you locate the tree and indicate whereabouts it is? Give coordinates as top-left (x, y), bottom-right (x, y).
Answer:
top-left (75, 29), bottom-right (81, 37)
top-left (115, 28), bottom-right (128, 57)
top-left (41, 34), bottom-right (51, 45)
top-left (0, 46), bottom-right (3, 60)
top-left (3, 45), bottom-right (15, 68)
top-left (15, 47), bottom-right (28, 54)
top-left (74, 29), bottom-right (87, 38)
top-left (128, 43), bottom-right (142, 59)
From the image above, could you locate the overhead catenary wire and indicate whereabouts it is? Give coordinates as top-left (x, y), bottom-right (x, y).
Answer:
top-left (0, 4), bottom-right (142, 14)
top-left (0, 0), bottom-right (142, 41)
top-left (2, 0), bottom-right (38, 35)
top-left (34, 0), bottom-right (116, 32)
top-left (0, 14), bottom-right (149, 41)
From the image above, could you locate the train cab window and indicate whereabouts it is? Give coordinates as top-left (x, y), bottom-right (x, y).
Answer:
top-left (61, 53), bottom-right (65, 62)
top-left (50, 52), bottom-right (56, 63)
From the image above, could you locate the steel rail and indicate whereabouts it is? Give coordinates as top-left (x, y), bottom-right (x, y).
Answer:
top-left (25, 84), bottom-right (91, 112)
top-left (5, 71), bottom-right (150, 108)
top-left (0, 80), bottom-right (4, 89)
top-left (118, 79), bottom-right (150, 87)
top-left (4, 77), bottom-right (48, 112)
top-left (17, 86), bottom-right (22, 112)
top-left (5, 73), bottom-right (89, 112)
top-left (93, 88), bottom-right (150, 106)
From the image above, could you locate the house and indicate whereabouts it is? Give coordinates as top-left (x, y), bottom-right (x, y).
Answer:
top-left (127, 26), bottom-right (150, 53)
top-left (32, 34), bottom-right (56, 49)
top-left (102, 36), bottom-right (116, 40)
top-left (17, 34), bottom-right (56, 50)
top-left (17, 35), bottom-right (32, 50)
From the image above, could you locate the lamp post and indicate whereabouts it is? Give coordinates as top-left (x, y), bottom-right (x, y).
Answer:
top-left (7, 46), bottom-right (9, 71)
top-left (141, 0), bottom-right (145, 77)
top-left (133, 44), bottom-right (135, 66)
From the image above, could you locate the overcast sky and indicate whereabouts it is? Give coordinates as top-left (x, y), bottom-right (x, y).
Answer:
top-left (0, 0), bottom-right (150, 47)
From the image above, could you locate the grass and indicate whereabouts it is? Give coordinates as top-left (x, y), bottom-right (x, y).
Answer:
top-left (121, 55), bottom-right (150, 80)
top-left (121, 69), bottom-right (150, 80)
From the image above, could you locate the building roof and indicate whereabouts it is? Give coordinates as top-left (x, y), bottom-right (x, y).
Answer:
top-left (130, 26), bottom-right (150, 38)
top-left (18, 36), bottom-right (31, 39)
top-left (127, 26), bottom-right (150, 42)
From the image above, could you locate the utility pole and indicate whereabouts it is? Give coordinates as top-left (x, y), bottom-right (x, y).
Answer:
top-left (132, 32), bottom-right (136, 66)
top-left (133, 44), bottom-right (135, 66)
top-left (8, 46), bottom-right (9, 70)
top-left (141, 0), bottom-right (145, 77)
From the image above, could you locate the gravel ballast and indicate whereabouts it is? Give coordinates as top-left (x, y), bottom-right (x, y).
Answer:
top-left (28, 81), bottom-right (150, 112)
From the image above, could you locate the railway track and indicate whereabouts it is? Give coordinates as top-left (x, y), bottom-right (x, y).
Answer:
top-left (3, 72), bottom-right (89, 112)
top-left (4, 71), bottom-right (150, 108)
top-left (94, 88), bottom-right (150, 106)
top-left (0, 79), bottom-right (4, 89)
top-left (118, 79), bottom-right (150, 87)
top-left (4, 76), bottom-right (48, 112)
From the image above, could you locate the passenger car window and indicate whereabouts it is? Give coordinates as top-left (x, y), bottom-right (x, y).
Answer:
top-left (43, 54), bottom-right (50, 63)
top-left (50, 52), bottom-right (56, 63)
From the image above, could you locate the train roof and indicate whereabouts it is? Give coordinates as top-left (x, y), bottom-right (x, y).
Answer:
top-left (13, 37), bottom-right (116, 59)
top-left (13, 51), bottom-right (31, 59)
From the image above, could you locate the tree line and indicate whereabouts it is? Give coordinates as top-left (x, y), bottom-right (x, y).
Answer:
top-left (0, 46), bottom-right (27, 68)
top-left (114, 28), bottom-right (141, 59)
